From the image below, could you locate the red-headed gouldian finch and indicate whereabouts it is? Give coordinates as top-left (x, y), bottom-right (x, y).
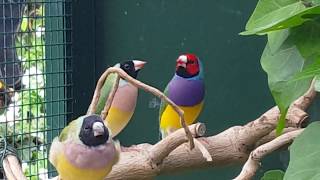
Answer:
top-left (159, 53), bottom-right (205, 138)
top-left (95, 60), bottom-right (146, 137)
top-left (49, 114), bottom-right (120, 180)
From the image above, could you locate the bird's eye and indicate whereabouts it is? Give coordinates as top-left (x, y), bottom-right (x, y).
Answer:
top-left (189, 61), bottom-right (195, 64)
top-left (124, 64), bottom-right (130, 70)
top-left (84, 126), bottom-right (90, 131)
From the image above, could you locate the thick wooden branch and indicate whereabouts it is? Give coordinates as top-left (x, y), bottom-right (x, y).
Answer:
top-left (106, 97), bottom-right (311, 179)
top-left (234, 129), bottom-right (304, 180)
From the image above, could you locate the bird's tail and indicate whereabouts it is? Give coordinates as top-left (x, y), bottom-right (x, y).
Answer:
top-left (159, 128), bottom-right (176, 139)
top-left (159, 129), bottom-right (168, 139)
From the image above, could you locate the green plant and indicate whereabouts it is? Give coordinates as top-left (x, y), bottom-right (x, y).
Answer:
top-left (242, 0), bottom-right (320, 135)
top-left (0, 3), bottom-right (47, 179)
top-left (242, 0), bottom-right (320, 179)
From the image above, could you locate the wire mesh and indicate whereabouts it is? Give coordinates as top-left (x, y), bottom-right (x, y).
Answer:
top-left (0, 0), bottom-right (72, 179)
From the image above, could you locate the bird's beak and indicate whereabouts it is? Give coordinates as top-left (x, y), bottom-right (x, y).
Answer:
top-left (176, 55), bottom-right (187, 68)
top-left (92, 122), bottom-right (105, 137)
top-left (133, 60), bottom-right (147, 71)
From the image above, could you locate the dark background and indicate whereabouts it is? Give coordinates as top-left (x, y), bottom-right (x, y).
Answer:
top-left (71, 0), bottom-right (309, 179)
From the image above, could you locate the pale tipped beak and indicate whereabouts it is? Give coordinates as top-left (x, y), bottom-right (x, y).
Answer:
top-left (176, 55), bottom-right (187, 68)
top-left (92, 122), bottom-right (105, 137)
top-left (176, 60), bottom-right (187, 68)
top-left (133, 60), bottom-right (147, 71)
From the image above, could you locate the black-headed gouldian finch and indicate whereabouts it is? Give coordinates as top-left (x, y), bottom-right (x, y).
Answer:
top-left (159, 53), bottom-right (205, 138)
top-left (95, 60), bottom-right (146, 137)
top-left (49, 114), bottom-right (120, 180)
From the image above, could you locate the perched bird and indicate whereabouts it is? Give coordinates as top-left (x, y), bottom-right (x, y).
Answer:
top-left (49, 114), bottom-right (120, 180)
top-left (95, 60), bottom-right (146, 137)
top-left (159, 53), bottom-right (205, 138)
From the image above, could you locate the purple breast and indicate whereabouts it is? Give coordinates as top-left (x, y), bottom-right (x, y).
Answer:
top-left (64, 141), bottom-right (117, 169)
top-left (168, 76), bottom-right (205, 106)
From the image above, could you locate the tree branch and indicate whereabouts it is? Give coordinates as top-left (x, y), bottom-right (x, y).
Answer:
top-left (105, 94), bottom-right (311, 179)
top-left (234, 129), bottom-right (304, 180)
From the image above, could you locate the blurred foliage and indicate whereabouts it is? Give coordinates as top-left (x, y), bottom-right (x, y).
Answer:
top-left (0, 2), bottom-right (47, 179)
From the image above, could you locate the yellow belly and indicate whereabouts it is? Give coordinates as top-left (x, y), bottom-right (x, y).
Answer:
top-left (105, 106), bottom-right (134, 137)
top-left (160, 102), bottom-right (204, 130)
top-left (56, 154), bottom-right (112, 180)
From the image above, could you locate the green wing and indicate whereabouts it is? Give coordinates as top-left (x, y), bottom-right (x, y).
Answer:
top-left (158, 85), bottom-right (169, 139)
top-left (58, 118), bottom-right (79, 142)
top-left (95, 73), bottom-right (117, 114)
top-left (159, 85), bottom-right (169, 121)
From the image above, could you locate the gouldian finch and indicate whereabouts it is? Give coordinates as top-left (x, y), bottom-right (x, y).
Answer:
top-left (49, 114), bottom-right (120, 180)
top-left (95, 60), bottom-right (146, 137)
top-left (159, 53), bottom-right (205, 138)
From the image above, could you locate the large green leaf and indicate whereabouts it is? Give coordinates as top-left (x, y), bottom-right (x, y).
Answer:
top-left (291, 20), bottom-right (320, 58)
top-left (261, 170), bottom-right (285, 180)
top-left (261, 20), bottom-right (320, 134)
top-left (284, 122), bottom-right (320, 180)
top-left (290, 58), bottom-right (320, 82)
top-left (241, 0), bottom-right (320, 35)
top-left (261, 36), bottom-right (311, 134)
top-left (315, 75), bottom-right (320, 92)
top-left (268, 29), bottom-right (289, 53)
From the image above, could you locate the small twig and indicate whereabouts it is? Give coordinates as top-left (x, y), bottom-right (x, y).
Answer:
top-left (194, 138), bottom-right (212, 161)
top-left (234, 129), bottom-right (304, 180)
top-left (255, 127), bottom-right (300, 148)
top-left (101, 74), bottom-right (120, 120)
top-left (88, 67), bottom-right (195, 149)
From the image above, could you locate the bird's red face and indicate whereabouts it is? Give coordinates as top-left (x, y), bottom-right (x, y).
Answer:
top-left (176, 53), bottom-right (200, 78)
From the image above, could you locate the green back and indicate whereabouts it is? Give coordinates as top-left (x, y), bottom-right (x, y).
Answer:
top-left (59, 117), bottom-right (81, 142)
top-left (95, 73), bottom-right (117, 115)
top-left (158, 86), bottom-right (169, 121)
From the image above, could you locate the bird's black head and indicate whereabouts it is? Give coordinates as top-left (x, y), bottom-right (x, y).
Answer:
top-left (120, 60), bottom-right (146, 79)
top-left (79, 115), bottom-right (109, 147)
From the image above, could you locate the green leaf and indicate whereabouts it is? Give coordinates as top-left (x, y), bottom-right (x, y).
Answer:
top-left (261, 170), bottom-right (285, 180)
top-left (261, 37), bottom-right (312, 134)
top-left (268, 29), bottom-right (290, 53)
top-left (290, 58), bottom-right (320, 82)
top-left (241, 0), bottom-right (320, 35)
top-left (284, 122), bottom-right (320, 180)
top-left (291, 20), bottom-right (320, 58)
top-left (315, 75), bottom-right (320, 92)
